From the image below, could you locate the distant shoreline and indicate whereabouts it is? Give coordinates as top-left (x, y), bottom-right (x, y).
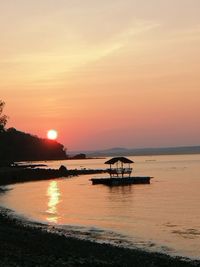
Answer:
top-left (66, 157), bottom-right (106, 160)
top-left (0, 165), bottom-right (107, 186)
top-left (70, 146), bottom-right (200, 158)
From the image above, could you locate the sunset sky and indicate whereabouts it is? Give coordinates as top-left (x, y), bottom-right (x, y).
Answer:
top-left (1, 1), bottom-right (200, 150)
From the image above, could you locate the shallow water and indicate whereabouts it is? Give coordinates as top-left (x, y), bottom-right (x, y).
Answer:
top-left (1, 154), bottom-right (200, 259)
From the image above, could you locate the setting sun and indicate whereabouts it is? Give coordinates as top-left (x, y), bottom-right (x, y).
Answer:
top-left (47, 129), bottom-right (58, 140)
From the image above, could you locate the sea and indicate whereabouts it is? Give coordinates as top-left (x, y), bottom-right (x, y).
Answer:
top-left (1, 154), bottom-right (200, 259)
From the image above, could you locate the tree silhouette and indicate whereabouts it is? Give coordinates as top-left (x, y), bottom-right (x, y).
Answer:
top-left (0, 127), bottom-right (67, 162)
top-left (0, 100), bottom-right (8, 132)
top-left (0, 100), bottom-right (67, 162)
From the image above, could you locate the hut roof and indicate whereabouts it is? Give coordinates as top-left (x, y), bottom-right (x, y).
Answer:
top-left (105, 157), bottom-right (134, 165)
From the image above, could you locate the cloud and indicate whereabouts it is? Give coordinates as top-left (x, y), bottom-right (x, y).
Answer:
top-left (0, 18), bottom-right (159, 87)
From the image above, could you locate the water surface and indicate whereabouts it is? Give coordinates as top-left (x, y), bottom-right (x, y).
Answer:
top-left (1, 154), bottom-right (200, 259)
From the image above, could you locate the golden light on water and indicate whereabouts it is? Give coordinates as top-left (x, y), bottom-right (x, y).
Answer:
top-left (46, 181), bottom-right (60, 223)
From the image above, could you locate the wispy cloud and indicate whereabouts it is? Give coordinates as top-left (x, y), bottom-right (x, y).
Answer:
top-left (0, 19), bottom-right (159, 86)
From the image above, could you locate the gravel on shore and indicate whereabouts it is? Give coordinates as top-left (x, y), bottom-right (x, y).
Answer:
top-left (0, 208), bottom-right (200, 267)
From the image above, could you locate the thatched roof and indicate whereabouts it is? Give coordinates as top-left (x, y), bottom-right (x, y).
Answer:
top-left (105, 157), bottom-right (134, 165)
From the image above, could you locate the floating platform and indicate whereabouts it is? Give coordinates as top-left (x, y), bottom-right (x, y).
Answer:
top-left (90, 176), bottom-right (152, 186)
top-left (91, 157), bottom-right (152, 186)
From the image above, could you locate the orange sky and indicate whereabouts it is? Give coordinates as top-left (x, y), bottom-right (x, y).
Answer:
top-left (1, 1), bottom-right (200, 150)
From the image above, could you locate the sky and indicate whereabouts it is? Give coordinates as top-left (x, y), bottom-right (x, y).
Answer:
top-left (1, 0), bottom-right (200, 150)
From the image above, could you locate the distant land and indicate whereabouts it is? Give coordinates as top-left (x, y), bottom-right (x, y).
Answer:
top-left (69, 145), bottom-right (200, 158)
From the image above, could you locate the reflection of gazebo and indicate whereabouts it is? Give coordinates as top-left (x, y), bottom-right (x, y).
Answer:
top-left (105, 157), bottom-right (134, 178)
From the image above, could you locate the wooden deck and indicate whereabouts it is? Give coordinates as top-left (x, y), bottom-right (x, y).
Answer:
top-left (90, 176), bottom-right (152, 186)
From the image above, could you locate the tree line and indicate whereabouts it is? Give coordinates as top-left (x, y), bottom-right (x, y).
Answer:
top-left (0, 100), bottom-right (67, 164)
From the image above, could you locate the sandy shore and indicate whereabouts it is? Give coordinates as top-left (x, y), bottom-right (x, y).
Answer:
top-left (0, 206), bottom-right (200, 267)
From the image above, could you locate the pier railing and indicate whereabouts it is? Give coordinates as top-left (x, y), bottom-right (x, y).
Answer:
top-left (107, 167), bottom-right (132, 176)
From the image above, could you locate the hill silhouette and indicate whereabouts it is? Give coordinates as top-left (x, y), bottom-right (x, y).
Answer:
top-left (0, 128), bottom-right (67, 163)
top-left (70, 145), bottom-right (200, 157)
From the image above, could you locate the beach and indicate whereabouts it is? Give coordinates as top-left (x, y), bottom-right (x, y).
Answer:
top-left (1, 206), bottom-right (200, 267)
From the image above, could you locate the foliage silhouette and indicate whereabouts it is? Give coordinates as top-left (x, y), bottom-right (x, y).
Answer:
top-left (0, 100), bottom-right (67, 163)
top-left (0, 127), bottom-right (67, 162)
top-left (0, 100), bottom-right (8, 132)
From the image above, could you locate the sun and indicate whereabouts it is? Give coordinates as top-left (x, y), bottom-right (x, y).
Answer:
top-left (47, 129), bottom-right (58, 140)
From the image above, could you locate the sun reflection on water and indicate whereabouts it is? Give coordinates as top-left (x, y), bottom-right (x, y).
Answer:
top-left (46, 181), bottom-right (60, 223)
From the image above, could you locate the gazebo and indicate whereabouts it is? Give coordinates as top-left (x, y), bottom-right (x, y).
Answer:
top-left (104, 157), bottom-right (134, 178)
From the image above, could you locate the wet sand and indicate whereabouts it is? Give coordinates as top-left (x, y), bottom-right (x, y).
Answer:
top-left (0, 207), bottom-right (200, 267)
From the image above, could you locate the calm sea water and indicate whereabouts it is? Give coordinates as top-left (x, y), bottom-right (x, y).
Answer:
top-left (1, 154), bottom-right (200, 259)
